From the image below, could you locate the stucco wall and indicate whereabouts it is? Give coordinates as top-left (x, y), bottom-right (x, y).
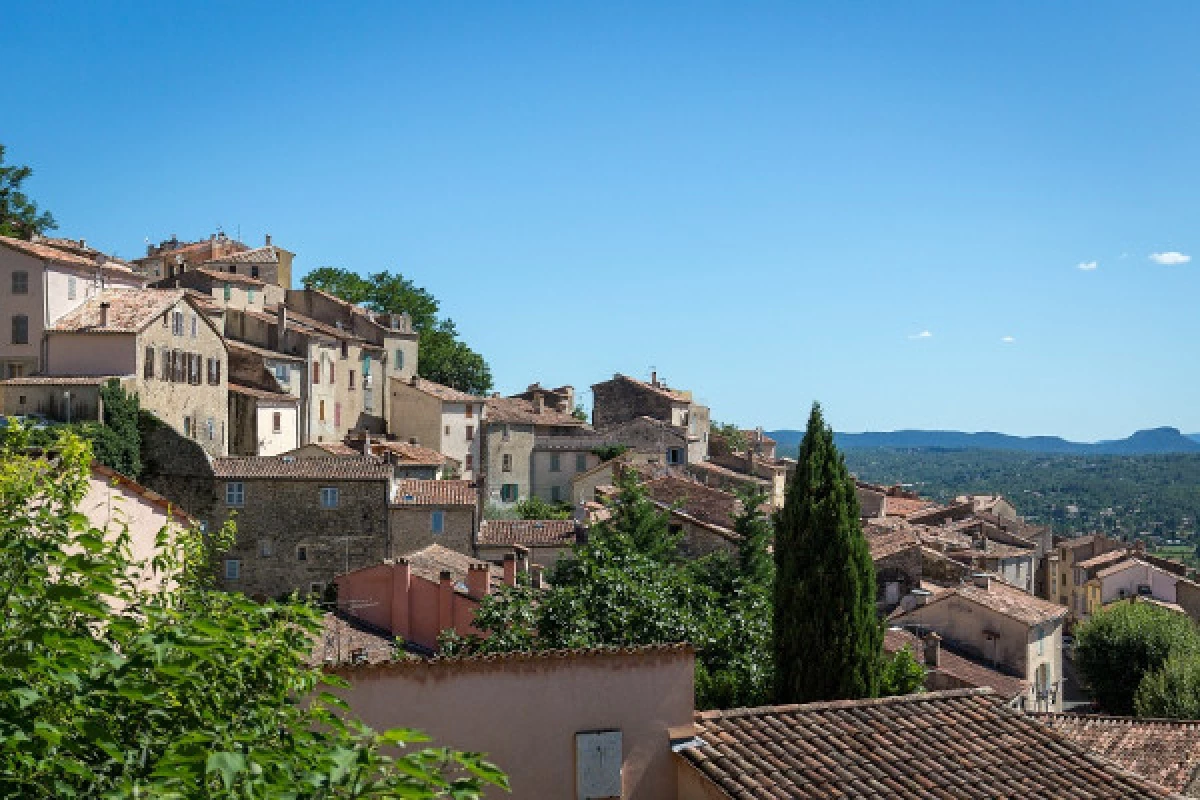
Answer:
top-left (441, 403), bottom-right (481, 481)
top-left (1100, 562), bottom-right (1179, 605)
top-left (45, 332), bottom-right (136, 376)
top-left (532, 448), bottom-right (599, 504)
top-left (481, 423), bottom-right (534, 505)
top-left (333, 648), bottom-right (696, 799)
top-left (897, 594), bottom-right (1031, 679)
top-left (388, 378), bottom-right (444, 454)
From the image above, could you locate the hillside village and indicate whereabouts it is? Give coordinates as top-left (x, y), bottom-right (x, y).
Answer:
top-left (6, 229), bottom-right (1200, 798)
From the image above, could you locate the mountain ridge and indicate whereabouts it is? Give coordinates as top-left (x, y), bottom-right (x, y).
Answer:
top-left (766, 426), bottom-right (1200, 456)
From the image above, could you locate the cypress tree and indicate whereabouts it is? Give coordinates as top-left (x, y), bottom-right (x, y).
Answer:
top-left (773, 402), bottom-right (881, 703)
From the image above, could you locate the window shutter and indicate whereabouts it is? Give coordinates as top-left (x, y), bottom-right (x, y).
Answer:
top-left (214, 359), bottom-right (221, 385)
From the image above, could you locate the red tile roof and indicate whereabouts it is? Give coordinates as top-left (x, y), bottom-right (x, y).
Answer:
top-left (680, 689), bottom-right (1178, 799)
top-left (49, 289), bottom-right (186, 334)
top-left (867, 527), bottom-right (921, 560)
top-left (310, 612), bottom-right (397, 666)
top-left (212, 456), bottom-right (391, 481)
top-left (0, 234), bottom-right (139, 277)
top-left (397, 376), bottom-right (482, 404)
top-left (895, 578), bottom-right (1067, 627)
top-left (392, 479), bottom-right (477, 506)
top-left (597, 373), bottom-right (691, 404)
top-left (399, 543), bottom-right (505, 592)
top-left (485, 395), bottom-right (584, 426)
top-left (371, 440), bottom-right (453, 466)
top-left (207, 244), bottom-right (281, 264)
top-left (643, 475), bottom-right (740, 532)
top-left (885, 496), bottom-right (937, 517)
top-left (477, 519), bottom-right (577, 547)
top-left (1033, 713), bottom-right (1200, 795)
top-left (1078, 549), bottom-right (1132, 570)
top-left (191, 267), bottom-right (266, 287)
top-left (884, 628), bottom-right (1030, 702)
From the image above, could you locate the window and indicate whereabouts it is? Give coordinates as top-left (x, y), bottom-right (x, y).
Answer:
top-left (319, 400), bottom-right (325, 421)
top-left (465, 404), bottom-right (473, 419)
top-left (275, 363), bottom-right (290, 383)
top-left (502, 454), bottom-right (512, 472)
top-left (172, 311), bottom-right (184, 335)
top-left (431, 510), bottom-right (445, 534)
top-left (224, 559), bottom-right (240, 581)
top-left (340, 341), bottom-right (348, 359)
top-left (320, 487), bottom-right (339, 508)
top-left (309, 582), bottom-right (324, 597)
top-left (312, 360), bottom-right (320, 384)
top-left (225, 481), bottom-right (245, 507)
top-left (349, 370), bottom-right (356, 390)
top-left (11, 315), bottom-right (27, 345)
top-left (394, 349), bottom-right (404, 370)
top-left (328, 362), bottom-right (335, 384)
top-left (502, 424), bottom-right (510, 441)
top-left (144, 346), bottom-right (155, 379)
top-left (465, 453), bottom-right (473, 472)
top-left (466, 425), bottom-right (474, 441)
top-left (190, 314), bottom-right (198, 338)
top-left (223, 283), bottom-right (232, 301)
top-left (667, 447), bottom-right (684, 465)
top-left (576, 453), bottom-right (588, 472)
top-left (1036, 625), bottom-right (1044, 656)
top-left (206, 417), bottom-right (215, 440)
top-left (247, 288), bottom-right (256, 304)
top-left (500, 484), bottom-right (519, 502)
top-left (550, 453), bottom-right (561, 472)
top-left (361, 356), bottom-right (371, 377)
top-left (159, 347), bottom-right (169, 380)
top-left (272, 412), bottom-right (282, 433)
top-left (183, 416), bottom-right (192, 438)
top-left (11, 271), bottom-right (28, 294)
top-left (551, 486), bottom-right (562, 503)
top-left (67, 276), bottom-right (77, 300)
top-left (296, 545), bottom-right (308, 562)
top-left (251, 265), bottom-right (259, 279)
top-left (206, 357), bottom-right (222, 385)
top-left (258, 539), bottom-right (274, 558)
top-left (334, 402), bottom-right (341, 428)
top-left (444, 425), bottom-right (451, 435)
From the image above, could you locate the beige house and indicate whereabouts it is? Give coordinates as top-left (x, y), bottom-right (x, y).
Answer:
top-left (40, 289), bottom-right (230, 456)
top-left (389, 376), bottom-right (485, 481)
top-left (0, 234), bottom-right (145, 378)
top-left (153, 267), bottom-right (276, 312)
top-left (204, 236), bottom-right (295, 291)
top-left (1079, 557), bottom-right (1200, 622)
top-left (592, 372), bottom-right (711, 463)
top-left (479, 392), bottom-right (588, 508)
top-left (1052, 534), bottom-right (1125, 620)
top-left (228, 383), bottom-right (300, 456)
top-left (390, 479), bottom-right (478, 559)
top-left (890, 574), bottom-right (1067, 711)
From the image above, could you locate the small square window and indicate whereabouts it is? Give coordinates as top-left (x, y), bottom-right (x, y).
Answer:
top-left (11, 271), bottom-right (28, 295)
top-left (465, 453), bottom-right (473, 472)
top-left (259, 539), bottom-right (274, 558)
top-left (310, 582), bottom-right (324, 597)
top-left (224, 559), bottom-right (240, 580)
top-left (296, 545), bottom-right (308, 562)
top-left (320, 487), bottom-right (339, 509)
top-left (225, 481), bottom-right (245, 507)
top-left (550, 453), bottom-right (561, 472)
top-left (466, 425), bottom-right (474, 441)
top-left (503, 454), bottom-right (512, 472)
top-left (501, 484), bottom-right (518, 503)
top-left (272, 412), bottom-right (282, 433)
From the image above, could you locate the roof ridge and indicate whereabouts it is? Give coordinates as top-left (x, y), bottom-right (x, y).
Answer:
top-left (325, 642), bottom-right (694, 672)
top-left (695, 687), bottom-right (997, 720)
top-left (1031, 712), bottom-right (1200, 727)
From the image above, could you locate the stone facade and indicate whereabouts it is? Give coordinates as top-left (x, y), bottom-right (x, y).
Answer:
top-left (481, 422), bottom-right (536, 507)
top-left (228, 385), bottom-right (300, 456)
top-left (591, 373), bottom-right (710, 463)
top-left (389, 506), bottom-right (476, 559)
top-left (0, 376), bottom-right (108, 421)
top-left (388, 377), bottom-right (484, 481)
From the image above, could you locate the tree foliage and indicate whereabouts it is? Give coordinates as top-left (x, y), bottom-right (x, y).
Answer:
top-left (0, 144), bottom-right (57, 240)
top-left (303, 267), bottom-right (492, 394)
top-left (880, 646), bottom-right (926, 697)
top-left (1074, 601), bottom-right (1200, 715)
top-left (0, 426), bottom-right (506, 798)
top-left (710, 421), bottom-right (748, 454)
top-left (514, 496), bottom-right (571, 520)
top-left (1134, 654), bottom-right (1200, 719)
top-left (26, 381), bottom-right (143, 477)
top-left (774, 402), bottom-right (881, 703)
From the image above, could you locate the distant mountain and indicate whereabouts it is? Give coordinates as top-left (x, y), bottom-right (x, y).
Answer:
top-left (766, 427), bottom-right (1200, 456)
top-left (1189, 434), bottom-right (1200, 444)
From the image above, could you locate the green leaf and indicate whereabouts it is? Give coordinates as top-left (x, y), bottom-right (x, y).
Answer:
top-left (205, 751), bottom-right (246, 790)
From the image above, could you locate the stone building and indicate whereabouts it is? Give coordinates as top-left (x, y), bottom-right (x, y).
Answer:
top-left (210, 456), bottom-right (393, 599)
top-left (228, 383), bottom-right (300, 456)
top-left (205, 236), bottom-right (295, 290)
top-left (600, 415), bottom-right (692, 466)
top-left (0, 234), bottom-right (145, 378)
top-left (41, 289), bottom-right (230, 456)
top-left (152, 267), bottom-right (280, 311)
top-left (388, 376), bottom-right (485, 481)
top-left (390, 479), bottom-right (479, 559)
top-left (479, 392), bottom-right (588, 508)
top-left (475, 519), bottom-right (581, 570)
top-left (591, 372), bottom-right (710, 463)
top-left (133, 231), bottom-right (250, 282)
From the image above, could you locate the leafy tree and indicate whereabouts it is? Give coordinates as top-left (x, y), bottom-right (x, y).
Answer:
top-left (1075, 601), bottom-right (1200, 715)
top-left (591, 444), bottom-right (629, 462)
top-left (303, 267), bottom-right (492, 394)
top-left (1134, 654), bottom-right (1200, 719)
top-left (733, 487), bottom-right (773, 588)
top-left (774, 402), bottom-right (881, 703)
top-left (710, 421), bottom-right (748, 454)
top-left (0, 144), bottom-right (57, 240)
top-left (515, 496), bottom-right (571, 520)
top-left (880, 646), bottom-right (926, 697)
top-left (0, 426), bottom-right (507, 797)
top-left (571, 404), bottom-right (588, 422)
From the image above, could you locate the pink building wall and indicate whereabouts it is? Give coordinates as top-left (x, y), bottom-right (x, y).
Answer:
top-left (331, 646), bottom-right (696, 800)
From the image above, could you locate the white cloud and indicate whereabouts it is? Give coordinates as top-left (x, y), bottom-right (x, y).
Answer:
top-left (908, 330), bottom-right (933, 340)
top-left (1150, 251), bottom-right (1191, 265)
top-left (1077, 260), bottom-right (1098, 271)
top-left (1001, 336), bottom-right (1015, 343)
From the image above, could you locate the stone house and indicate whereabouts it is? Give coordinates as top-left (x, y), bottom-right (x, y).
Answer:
top-left (0, 234), bottom-right (145, 378)
top-left (390, 479), bottom-right (478, 559)
top-left (43, 289), bottom-right (230, 456)
top-left (479, 392), bottom-right (588, 508)
top-left (883, 628), bottom-right (1030, 707)
top-left (133, 231), bottom-right (249, 281)
top-left (475, 519), bottom-right (581, 570)
top-left (600, 415), bottom-right (692, 466)
top-left (591, 372), bottom-right (711, 463)
top-left (388, 376), bottom-right (485, 481)
top-left (210, 456), bottom-right (393, 599)
top-left (889, 574), bottom-right (1068, 711)
top-left (0, 374), bottom-right (112, 422)
top-left (228, 382), bottom-right (300, 456)
top-left (366, 439), bottom-right (457, 480)
top-left (152, 267), bottom-right (277, 311)
top-left (204, 236), bottom-right (295, 290)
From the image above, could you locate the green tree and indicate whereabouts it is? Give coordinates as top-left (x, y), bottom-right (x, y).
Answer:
top-left (515, 496), bottom-right (571, 520)
top-left (591, 444), bottom-right (629, 462)
top-left (880, 646), bottom-right (926, 697)
top-left (710, 421), bottom-right (748, 454)
top-left (571, 404), bottom-right (588, 422)
top-left (1075, 601), bottom-right (1200, 715)
top-left (0, 145), bottom-right (57, 240)
top-left (773, 402), bottom-right (881, 703)
top-left (303, 267), bottom-right (492, 394)
top-left (1134, 654), bottom-right (1200, 719)
top-left (733, 487), bottom-right (773, 588)
top-left (0, 426), bottom-right (507, 797)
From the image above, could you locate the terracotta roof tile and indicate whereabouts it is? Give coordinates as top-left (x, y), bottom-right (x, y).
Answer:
top-left (1079, 549), bottom-right (1132, 570)
top-left (190, 267), bottom-right (266, 287)
top-left (895, 578), bottom-right (1067, 627)
top-left (681, 689), bottom-right (1179, 799)
top-left (396, 376), bottom-right (482, 404)
top-left (643, 475), bottom-right (740, 532)
top-left (0, 234), bottom-right (138, 276)
top-left (884, 628), bottom-right (1030, 702)
top-left (207, 245), bottom-right (281, 264)
top-left (226, 339), bottom-right (305, 363)
top-left (399, 543), bottom-right (504, 591)
top-left (49, 289), bottom-right (187, 334)
top-left (305, 442), bottom-right (362, 457)
top-left (477, 519), bottom-right (578, 547)
top-left (212, 456), bottom-right (391, 481)
top-left (392, 479), bottom-right (477, 506)
top-left (867, 527), bottom-right (921, 560)
top-left (370, 440), bottom-right (453, 466)
top-left (310, 611), bottom-right (397, 666)
top-left (485, 395), bottom-right (584, 427)
top-left (1033, 713), bottom-right (1200, 795)
top-left (885, 496), bottom-right (938, 517)
top-left (596, 373), bottom-right (691, 404)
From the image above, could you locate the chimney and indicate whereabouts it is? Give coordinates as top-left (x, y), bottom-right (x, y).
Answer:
top-left (903, 588), bottom-right (933, 611)
top-left (361, 432), bottom-right (371, 456)
top-left (532, 393), bottom-right (544, 414)
top-left (650, 370), bottom-right (658, 387)
top-left (514, 545), bottom-right (530, 574)
top-left (923, 632), bottom-right (942, 668)
top-left (502, 554), bottom-right (517, 587)
top-left (466, 563), bottom-right (490, 600)
top-left (265, 233), bottom-right (272, 247)
top-left (79, 239), bottom-right (86, 249)
top-left (972, 573), bottom-right (992, 591)
top-left (98, 301), bottom-right (110, 327)
top-left (530, 564), bottom-right (544, 590)
top-left (410, 375), bottom-right (419, 387)
top-left (437, 570), bottom-right (454, 633)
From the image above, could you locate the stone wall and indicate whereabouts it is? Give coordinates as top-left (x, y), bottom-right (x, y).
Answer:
top-left (388, 506), bottom-right (476, 559)
top-left (0, 381), bottom-right (104, 421)
top-left (480, 422), bottom-right (535, 507)
top-left (592, 376), bottom-right (676, 430)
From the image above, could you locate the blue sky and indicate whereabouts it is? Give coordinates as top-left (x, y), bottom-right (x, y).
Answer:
top-left (5, 2), bottom-right (1199, 440)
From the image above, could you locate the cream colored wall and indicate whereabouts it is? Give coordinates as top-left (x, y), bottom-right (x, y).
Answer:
top-left (898, 595), bottom-right (1031, 679)
top-left (440, 403), bottom-right (481, 480)
top-left (0, 248), bottom-right (48, 373)
top-left (1024, 619), bottom-right (1063, 711)
top-left (1101, 562), bottom-right (1178, 605)
top-left (334, 650), bottom-right (695, 800)
top-left (387, 378), bottom-right (443, 452)
top-left (256, 403), bottom-right (299, 456)
top-left (532, 449), bottom-right (600, 504)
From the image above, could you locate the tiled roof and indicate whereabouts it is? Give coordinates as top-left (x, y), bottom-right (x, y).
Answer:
top-left (310, 611), bottom-right (397, 666)
top-left (740, 429), bottom-right (776, 446)
top-left (228, 382), bottom-right (298, 403)
top-left (687, 459), bottom-right (772, 487)
top-left (212, 456), bottom-right (391, 481)
top-left (885, 496), bottom-right (938, 517)
top-left (477, 519), bottom-right (577, 547)
top-left (644, 475), bottom-right (739, 533)
top-left (867, 527), bottom-right (921, 560)
top-left (397, 376), bottom-right (481, 404)
top-left (306, 442), bottom-right (362, 457)
top-left (0, 375), bottom-right (118, 386)
top-left (679, 689), bottom-right (1178, 799)
top-left (485, 395), bottom-right (584, 427)
top-left (226, 339), bottom-right (305, 363)
top-left (1096, 557), bottom-right (1149, 580)
top-left (0, 234), bottom-right (138, 275)
top-left (598, 373), bottom-right (690, 404)
top-left (1033, 713), bottom-right (1200, 796)
top-left (400, 543), bottom-right (504, 592)
top-left (1078, 549), bottom-right (1132, 570)
top-left (207, 244), bottom-right (281, 264)
top-left (531, 433), bottom-right (610, 451)
top-left (371, 440), bottom-right (452, 466)
top-left (884, 628), bottom-right (1029, 702)
top-left (191, 267), bottom-right (266, 287)
top-left (49, 289), bottom-right (186, 334)
top-left (902, 578), bottom-right (1067, 626)
top-left (268, 305), bottom-right (369, 344)
top-left (392, 479), bottom-right (477, 506)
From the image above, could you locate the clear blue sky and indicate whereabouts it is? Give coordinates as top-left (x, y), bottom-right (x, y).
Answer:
top-left (6, 2), bottom-right (1199, 440)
